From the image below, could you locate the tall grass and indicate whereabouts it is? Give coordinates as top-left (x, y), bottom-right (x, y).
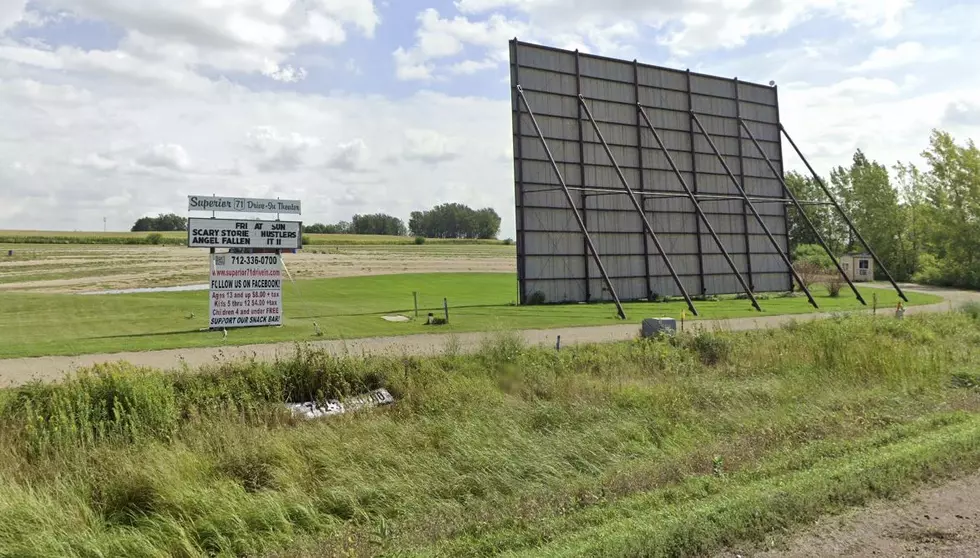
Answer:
top-left (0, 312), bottom-right (978, 556)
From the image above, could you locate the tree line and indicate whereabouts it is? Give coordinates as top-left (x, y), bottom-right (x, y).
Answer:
top-left (131, 213), bottom-right (186, 232)
top-left (786, 129), bottom-right (980, 290)
top-left (304, 203), bottom-right (501, 239)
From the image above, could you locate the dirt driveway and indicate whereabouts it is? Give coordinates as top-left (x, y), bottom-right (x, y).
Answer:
top-left (717, 473), bottom-right (980, 557)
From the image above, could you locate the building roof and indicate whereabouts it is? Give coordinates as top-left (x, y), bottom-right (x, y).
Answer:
top-left (845, 252), bottom-right (872, 258)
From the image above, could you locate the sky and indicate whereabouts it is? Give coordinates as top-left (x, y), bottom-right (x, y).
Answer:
top-left (0, 0), bottom-right (978, 236)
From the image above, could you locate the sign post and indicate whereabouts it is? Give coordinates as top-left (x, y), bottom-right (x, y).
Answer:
top-left (187, 195), bottom-right (301, 331)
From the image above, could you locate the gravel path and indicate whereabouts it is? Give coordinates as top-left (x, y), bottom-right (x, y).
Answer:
top-left (1, 283), bottom-right (976, 387)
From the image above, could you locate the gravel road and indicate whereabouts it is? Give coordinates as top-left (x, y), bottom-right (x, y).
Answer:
top-left (1, 283), bottom-right (976, 387)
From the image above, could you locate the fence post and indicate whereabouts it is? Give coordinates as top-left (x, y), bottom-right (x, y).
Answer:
top-left (413, 291), bottom-right (419, 320)
top-left (443, 298), bottom-right (449, 323)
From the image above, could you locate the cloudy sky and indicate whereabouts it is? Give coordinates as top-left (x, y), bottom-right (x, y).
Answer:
top-left (0, 0), bottom-right (978, 235)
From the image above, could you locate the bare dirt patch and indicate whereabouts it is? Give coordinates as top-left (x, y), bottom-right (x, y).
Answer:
top-left (717, 473), bottom-right (980, 557)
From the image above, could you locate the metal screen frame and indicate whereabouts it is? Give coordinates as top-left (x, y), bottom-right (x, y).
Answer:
top-left (510, 38), bottom-right (906, 311)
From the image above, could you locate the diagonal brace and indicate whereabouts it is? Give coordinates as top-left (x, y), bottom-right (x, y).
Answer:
top-left (690, 112), bottom-right (819, 309)
top-left (780, 124), bottom-right (908, 303)
top-left (637, 105), bottom-right (762, 312)
top-left (578, 95), bottom-right (699, 316)
top-left (516, 85), bottom-right (627, 319)
top-left (738, 119), bottom-right (865, 305)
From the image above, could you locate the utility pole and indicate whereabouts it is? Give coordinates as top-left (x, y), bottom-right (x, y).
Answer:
top-left (103, 216), bottom-right (106, 232)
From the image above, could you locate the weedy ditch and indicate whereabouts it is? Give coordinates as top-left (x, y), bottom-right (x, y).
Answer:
top-left (0, 312), bottom-right (978, 557)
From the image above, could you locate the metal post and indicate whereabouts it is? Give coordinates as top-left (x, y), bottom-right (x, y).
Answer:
top-left (685, 71), bottom-right (706, 294)
top-left (690, 112), bottom-right (818, 309)
top-left (633, 59), bottom-right (653, 299)
top-left (739, 119), bottom-right (865, 305)
top-left (733, 79), bottom-right (755, 290)
top-left (510, 39), bottom-right (527, 305)
top-left (638, 105), bottom-right (761, 312)
top-left (443, 298), bottom-right (449, 323)
top-left (574, 50), bottom-right (592, 302)
top-left (578, 96), bottom-right (698, 316)
top-left (780, 124), bottom-right (908, 302)
top-left (413, 291), bottom-right (419, 319)
top-left (516, 85), bottom-right (628, 319)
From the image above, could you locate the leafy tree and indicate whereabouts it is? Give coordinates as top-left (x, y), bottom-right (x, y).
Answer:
top-left (830, 150), bottom-right (905, 280)
top-left (304, 221), bottom-right (351, 234)
top-left (784, 171), bottom-right (843, 253)
top-left (130, 213), bottom-right (186, 232)
top-left (351, 213), bottom-right (406, 236)
top-left (409, 203), bottom-right (501, 239)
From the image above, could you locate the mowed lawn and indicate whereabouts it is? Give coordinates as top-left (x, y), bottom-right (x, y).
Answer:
top-left (0, 272), bottom-right (941, 359)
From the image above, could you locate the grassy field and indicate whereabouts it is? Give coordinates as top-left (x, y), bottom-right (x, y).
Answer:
top-left (0, 243), bottom-right (516, 292)
top-left (0, 313), bottom-right (978, 556)
top-left (0, 272), bottom-right (941, 359)
top-left (0, 230), bottom-right (510, 247)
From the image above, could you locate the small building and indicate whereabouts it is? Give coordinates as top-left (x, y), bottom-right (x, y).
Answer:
top-left (840, 253), bottom-right (874, 282)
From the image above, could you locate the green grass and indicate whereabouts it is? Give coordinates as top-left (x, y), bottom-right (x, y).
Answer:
top-left (0, 313), bottom-right (978, 557)
top-left (0, 230), bottom-right (510, 247)
top-left (0, 273), bottom-right (941, 359)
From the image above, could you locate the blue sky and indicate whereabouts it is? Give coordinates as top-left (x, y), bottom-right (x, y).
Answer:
top-left (0, 0), bottom-right (978, 234)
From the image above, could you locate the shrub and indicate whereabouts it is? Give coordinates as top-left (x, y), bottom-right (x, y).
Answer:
top-left (414, 236), bottom-right (426, 245)
top-left (526, 291), bottom-right (546, 305)
top-left (825, 274), bottom-right (844, 298)
top-left (792, 244), bottom-right (834, 270)
top-left (503, 238), bottom-right (514, 246)
top-left (793, 260), bottom-right (825, 290)
top-left (146, 233), bottom-right (163, 245)
top-left (687, 331), bottom-right (733, 366)
top-left (962, 302), bottom-right (980, 321)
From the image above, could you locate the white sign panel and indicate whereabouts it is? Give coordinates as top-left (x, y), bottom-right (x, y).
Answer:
top-left (188, 195), bottom-right (302, 215)
top-left (188, 218), bottom-right (302, 249)
top-left (209, 253), bottom-right (283, 328)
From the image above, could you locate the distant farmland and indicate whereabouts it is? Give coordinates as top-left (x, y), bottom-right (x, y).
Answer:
top-left (0, 230), bottom-right (512, 246)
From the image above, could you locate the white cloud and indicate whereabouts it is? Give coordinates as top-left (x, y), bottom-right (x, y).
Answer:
top-left (402, 129), bottom-right (460, 163)
top-left (327, 139), bottom-right (370, 172)
top-left (246, 126), bottom-right (322, 173)
top-left (850, 41), bottom-right (956, 72)
top-left (0, 1), bottom-right (28, 33)
top-left (452, 0), bottom-right (913, 55)
top-left (1, 0), bottom-right (979, 240)
top-left (393, 8), bottom-right (525, 80)
top-left (135, 143), bottom-right (191, 171)
top-left (25, 0), bottom-right (380, 80)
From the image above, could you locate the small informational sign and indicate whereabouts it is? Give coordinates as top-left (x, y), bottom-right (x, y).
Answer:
top-left (209, 253), bottom-right (283, 328)
top-left (188, 218), bottom-right (302, 249)
top-left (188, 195), bottom-right (302, 215)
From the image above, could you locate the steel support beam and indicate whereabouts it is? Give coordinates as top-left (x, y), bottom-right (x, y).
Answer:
top-left (578, 95), bottom-right (699, 316)
top-left (516, 85), bottom-right (628, 319)
top-left (638, 105), bottom-right (762, 312)
top-left (780, 124), bottom-right (908, 303)
top-left (739, 119), bottom-right (865, 305)
top-left (690, 112), bottom-right (819, 310)
top-left (633, 59), bottom-right (653, 299)
top-left (734, 78), bottom-right (755, 290)
top-left (685, 70), bottom-right (706, 294)
top-left (574, 50), bottom-right (592, 302)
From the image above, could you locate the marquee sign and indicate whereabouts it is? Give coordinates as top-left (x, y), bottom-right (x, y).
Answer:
top-left (187, 217), bottom-right (302, 249)
top-left (188, 195), bottom-right (302, 215)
